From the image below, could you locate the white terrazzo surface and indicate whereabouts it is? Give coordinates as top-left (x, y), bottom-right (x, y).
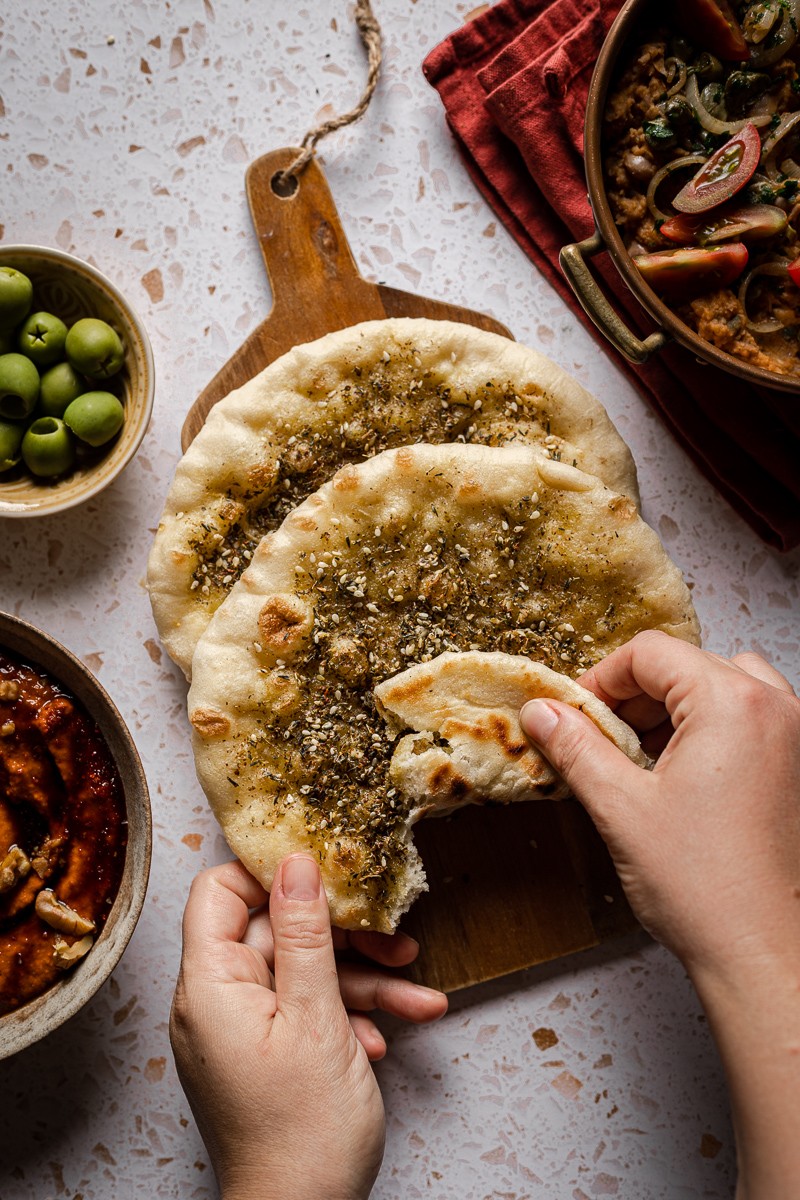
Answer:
top-left (0, 2), bottom-right (798, 1197)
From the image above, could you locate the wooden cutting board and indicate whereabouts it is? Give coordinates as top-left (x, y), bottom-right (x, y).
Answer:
top-left (183, 146), bottom-right (637, 991)
top-left (181, 147), bottom-right (513, 448)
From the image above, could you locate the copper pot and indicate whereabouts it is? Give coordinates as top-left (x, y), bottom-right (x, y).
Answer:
top-left (560, 0), bottom-right (799, 395)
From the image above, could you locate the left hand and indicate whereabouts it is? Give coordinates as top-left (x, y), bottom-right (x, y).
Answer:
top-left (170, 855), bottom-right (447, 1200)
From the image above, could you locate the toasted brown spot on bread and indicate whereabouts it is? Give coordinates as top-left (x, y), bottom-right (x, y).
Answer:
top-left (190, 707), bottom-right (230, 738)
top-left (440, 713), bottom-right (528, 758)
top-left (247, 461), bottom-right (279, 489)
top-left (290, 514), bottom-right (317, 532)
top-left (333, 464), bottom-right (360, 491)
top-left (219, 499), bottom-right (245, 523)
top-left (608, 494), bottom-right (637, 521)
top-left (329, 636), bottom-right (369, 684)
top-left (380, 672), bottom-right (433, 707)
top-left (258, 596), bottom-right (311, 649)
top-left (429, 762), bottom-right (470, 800)
top-left (457, 478), bottom-right (483, 501)
top-left (536, 780), bottom-right (559, 797)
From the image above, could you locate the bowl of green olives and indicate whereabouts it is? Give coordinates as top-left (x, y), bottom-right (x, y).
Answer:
top-left (0, 245), bottom-right (154, 517)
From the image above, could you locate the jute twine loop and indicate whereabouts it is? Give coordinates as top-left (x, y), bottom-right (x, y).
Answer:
top-left (276, 0), bottom-right (382, 187)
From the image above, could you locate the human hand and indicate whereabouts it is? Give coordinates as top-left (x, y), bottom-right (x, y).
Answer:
top-left (519, 630), bottom-right (800, 977)
top-left (170, 855), bottom-right (447, 1200)
top-left (521, 631), bottom-right (800, 1199)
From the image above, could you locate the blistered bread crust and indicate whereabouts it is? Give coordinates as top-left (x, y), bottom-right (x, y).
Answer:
top-left (375, 651), bottom-right (649, 810)
top-left (148, 318), bottom-right (640, 676)
top-left (188, 443), bottom-right (698, 932)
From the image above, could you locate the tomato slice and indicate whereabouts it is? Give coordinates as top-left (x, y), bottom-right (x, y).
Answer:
top-left (633, 243), bottom-right (749, 297)
top-left (674, 0), bottom-right (750, 61)
top-left (788, 260), bottom-right (800, 289)
top-left (672, 124), bottom-right (762, 214)
top-left (660, 203), bottom-right (787, 245)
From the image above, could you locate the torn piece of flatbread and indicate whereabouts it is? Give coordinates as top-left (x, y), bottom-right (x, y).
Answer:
top-left (188, 442), bottom-right (698, 933)
top-left (148, 317), bottom-right (640, 675)
top-left (375, 651), bottom-right (649, 811)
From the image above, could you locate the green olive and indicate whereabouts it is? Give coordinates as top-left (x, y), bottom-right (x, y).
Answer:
top-left (17, 311), bottom-right (68, 368)
top-left (39, 362), bottom-right (85, 418)
top-left (64, 390), bottom-right (124, 446)
top-left (21, 417), bottom-right (75, 477)
top-left (0, 419), bottom-right (24, 472)
top-left (65, 318), bottom-right (124, 379)
top-left (0, 267), bottom-right (33, 332)
top-left (0, 353), bottom-right (40, 420)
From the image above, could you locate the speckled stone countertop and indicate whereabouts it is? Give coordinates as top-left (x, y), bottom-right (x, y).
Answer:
top-left (0, 2), bottom-right (797, 1197)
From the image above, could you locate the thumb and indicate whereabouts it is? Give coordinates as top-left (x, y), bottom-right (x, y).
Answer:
top-left (269, 854), bottom-right (342, 1017)
top-left (519, 699), bottom-right (646, 822)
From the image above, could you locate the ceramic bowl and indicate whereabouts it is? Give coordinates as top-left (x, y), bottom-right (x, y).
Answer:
top-left (0, 245), bottom-right (155, 516)
top-left (0, 612), bottom-right (151, 1060)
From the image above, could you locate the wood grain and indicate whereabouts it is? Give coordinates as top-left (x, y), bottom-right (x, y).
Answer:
top-left (181, 148), bottom-right (512, 450)
top-left (402, 802), bottom-right (636, 994)
top-left (182, 147), bottom-right (638, 990)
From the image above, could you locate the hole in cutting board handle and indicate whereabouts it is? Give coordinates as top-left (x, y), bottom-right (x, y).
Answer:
top-left (271, 170), bottom-right (299, 199)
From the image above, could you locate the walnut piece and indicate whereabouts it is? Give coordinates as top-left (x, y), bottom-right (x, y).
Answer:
top-left (30, 835), bottom-right (65, 880)
top-left (52, 934), bottom-right (94, 970)
top-left (0, 680), bottom-right (20, 701)
top-left (35, 889), bottom-right (96, 936)
top-left (0, 845), bottom-right (31, 893)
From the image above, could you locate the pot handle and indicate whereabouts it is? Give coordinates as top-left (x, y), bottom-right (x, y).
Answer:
top-left (559, 230), bottom-right (666, 365)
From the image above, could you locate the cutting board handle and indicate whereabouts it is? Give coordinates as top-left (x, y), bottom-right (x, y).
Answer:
top-left (246, 148), bottom-right (386, 340)
top-left (181, 148), bottom-right (512, 453)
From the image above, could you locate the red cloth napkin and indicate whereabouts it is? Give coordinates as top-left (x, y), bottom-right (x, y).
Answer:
top-left (423, 0), bottom-right (800, 551)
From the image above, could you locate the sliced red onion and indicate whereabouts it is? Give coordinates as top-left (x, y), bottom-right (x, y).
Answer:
top-left (686, 73), bottom-right (772, 134)
top-left (743, 0), bottom-right (780, 45)
top-left (646, 154), bottom-right (708, 221)
top-left (761, 112), bottom-right (800, 180)
top-left (664, 57), bottom-right (688, 97)
top-left (737, 259), bottom-right (795, 332)
top-left (749, 3), bottom-right (799, 67)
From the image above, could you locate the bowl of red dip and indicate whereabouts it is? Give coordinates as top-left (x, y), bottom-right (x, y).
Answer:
top-left (0, 612), bottom-right (151, 1059)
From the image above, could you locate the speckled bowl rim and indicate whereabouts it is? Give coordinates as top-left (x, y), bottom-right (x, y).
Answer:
top-left (0, 244), bottom-right (156, 517)
top-left (0, 612), bottom-right (152, 1060)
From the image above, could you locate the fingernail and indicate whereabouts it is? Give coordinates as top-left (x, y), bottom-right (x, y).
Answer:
top-left (520, 699), bottom-right (559, 742)
top-left (282, 855), bottom-right (321, 901)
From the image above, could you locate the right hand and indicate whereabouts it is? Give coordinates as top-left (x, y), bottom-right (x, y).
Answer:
top-left (519, 630), bottom-right (800, 976)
